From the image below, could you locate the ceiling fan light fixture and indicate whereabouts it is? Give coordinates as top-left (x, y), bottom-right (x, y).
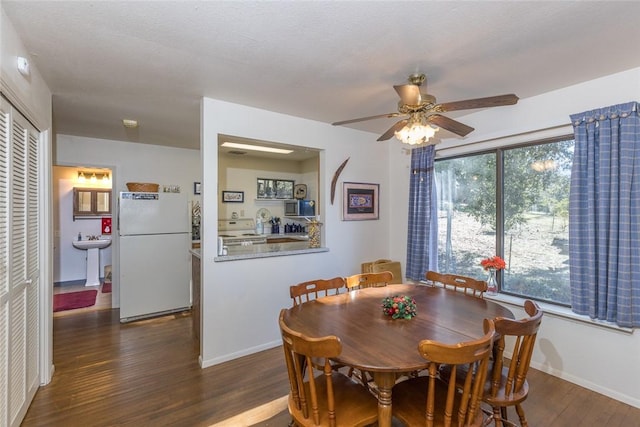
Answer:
top-left (394, 119), bottom-right (439, 146)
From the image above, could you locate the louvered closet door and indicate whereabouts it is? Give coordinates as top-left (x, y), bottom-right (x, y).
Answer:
top-left (0, 96), bottom-right (40, 427)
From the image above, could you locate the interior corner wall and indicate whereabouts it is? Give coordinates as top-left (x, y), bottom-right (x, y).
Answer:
top-left (200, 98), bottom-right (390, 367)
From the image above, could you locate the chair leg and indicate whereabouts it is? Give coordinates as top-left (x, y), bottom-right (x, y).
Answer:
top-left (502, 406), bottom-right (509, 423)
top-left (347, 367), bottom-right (371, 392)
top-left (493, 407), bottom-right (504, 427)
top-left (515, 404), bottom-right (528, 427)
top-left (481, 405), bottom-right (519, 427)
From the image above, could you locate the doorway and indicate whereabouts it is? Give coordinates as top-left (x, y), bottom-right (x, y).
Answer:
top-left (52, 165), bottom-right (113, 316)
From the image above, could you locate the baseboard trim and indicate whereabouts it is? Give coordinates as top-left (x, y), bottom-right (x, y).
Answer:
top-left (530, 360), bottom-right (640, 409)
top-left (201, 340), bottom-right (281, 368)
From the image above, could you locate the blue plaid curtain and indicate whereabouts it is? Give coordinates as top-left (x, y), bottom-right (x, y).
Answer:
top-left (569, 101), bottom-right (640, 327)
top-left (406, 145), bottom-right (438, 281)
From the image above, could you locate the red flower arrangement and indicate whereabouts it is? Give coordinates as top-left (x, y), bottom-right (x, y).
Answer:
top-left (480, 256), bottom-right (506, 271)
top-left (381, 295), bottom-right (417, 320)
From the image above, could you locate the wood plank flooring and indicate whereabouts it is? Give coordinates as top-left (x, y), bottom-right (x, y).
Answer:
top-left (22, 309), bottom-right (640, 426)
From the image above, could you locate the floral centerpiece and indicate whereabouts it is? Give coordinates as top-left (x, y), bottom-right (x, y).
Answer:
top-left (480, 256), bottom-right (506, 295)
top-left (480, 256), bottom-right (506, 271)
top-left (381, 295), bottom-right (417, 320)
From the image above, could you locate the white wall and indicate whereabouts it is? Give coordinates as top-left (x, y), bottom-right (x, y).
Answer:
top-left (52, 166), bottom-right (113, 283)
top-left (201, 98), bottom-right (393, 367)
top-left (0, 9), bottom-right (51, 131)
top-left (55, 135), bottom-right (201, 308)
top-left (390, 67), bottom-right (640, 408)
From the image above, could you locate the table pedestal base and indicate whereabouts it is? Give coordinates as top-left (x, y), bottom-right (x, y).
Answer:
top-left (373, 371), bottom-right (396, 427)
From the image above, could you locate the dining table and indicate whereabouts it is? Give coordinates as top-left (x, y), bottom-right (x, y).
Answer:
top-left (282, 283), bottom-right (514, 427)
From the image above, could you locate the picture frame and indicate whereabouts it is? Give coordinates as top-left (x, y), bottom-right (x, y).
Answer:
top-left (257, 178), bottom-right (294, 199)
top-left (343, 182), bottom-right (379, 221)
top-left (193, 182), bottom-right (201, 195)
top-left (222, 190), bottom-right (244, 203)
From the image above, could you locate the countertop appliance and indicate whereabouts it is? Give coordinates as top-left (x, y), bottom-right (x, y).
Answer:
top-left (285, 199), bottom-right (315, 217)
top-left (218, 218), bottom-right (267, 249)
top-left (118, 191), bottom-right (190, 322)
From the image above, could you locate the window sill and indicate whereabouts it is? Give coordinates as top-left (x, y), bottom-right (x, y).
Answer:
top-left (484, 293), bottom-right (634, 334)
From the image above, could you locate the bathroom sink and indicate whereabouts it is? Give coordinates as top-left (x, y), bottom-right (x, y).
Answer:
top-left (73, 239), bottom-right (111, 286)
top-left (73, 239), bottom-right (112, 250)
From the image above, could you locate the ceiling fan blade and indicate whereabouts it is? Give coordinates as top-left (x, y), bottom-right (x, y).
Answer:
top-left (332, 112), bottom-right (402, 126)
top-left (436, 94), bottom-right (519, 112)
top-left (428, 114), bottom-right (474, 137)
top-left (377, 119), bottom-right (409, 141)
top-left (394, 84), bottom-right (422, 105)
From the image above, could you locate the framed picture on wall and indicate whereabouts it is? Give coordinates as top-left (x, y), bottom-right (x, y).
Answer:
top-left (343, 182), bottom-right (379, 221)
top-left (257, 178), bottom-right (275, 198)
top-left (222, 190), bottom-right (244, 203)
top-left (257, 178), bottom-right (294, 199)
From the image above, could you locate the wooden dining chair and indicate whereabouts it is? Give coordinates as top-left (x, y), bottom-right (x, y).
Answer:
top-left (392, 318), bottom-right (496, 427)
top-left (345, 271), bottom-right (393, 291)
top-left (483, 300), bottom-right (543, 427)
top-left (279, 309), bottom-right (379, 427)
top-left (426, 270), bottom-right (488, 298)
top-left (290, 277), bottom-right (346, 306)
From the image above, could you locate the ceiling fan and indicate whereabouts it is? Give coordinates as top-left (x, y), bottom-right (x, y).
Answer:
top-left (332, 73), bottom-right (519, 144)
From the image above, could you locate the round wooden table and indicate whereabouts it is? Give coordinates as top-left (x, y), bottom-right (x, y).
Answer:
top-left (282, 284), bottom-right (514, 427)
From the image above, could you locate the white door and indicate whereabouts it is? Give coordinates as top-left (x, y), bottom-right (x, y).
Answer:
top-left (0, 96), bottom-right (41, 427)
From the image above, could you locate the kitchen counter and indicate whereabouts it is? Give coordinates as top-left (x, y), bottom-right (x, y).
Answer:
top-left (214, 240), bottom-right (328, 262)
top-left (266, 234), bottom-right (308, 244)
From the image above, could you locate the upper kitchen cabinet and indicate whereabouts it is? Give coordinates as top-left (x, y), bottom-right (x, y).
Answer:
top-left (73, 187), bottom-right (111, 219)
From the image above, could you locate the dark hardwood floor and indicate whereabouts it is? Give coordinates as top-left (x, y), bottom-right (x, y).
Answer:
top-left (22, 309), bottom-right (640, 426)
top-left (22, 309), bottom-right (289, 427)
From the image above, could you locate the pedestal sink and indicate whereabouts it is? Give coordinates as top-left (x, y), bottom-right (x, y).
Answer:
top-left (72, 239), bottom-right (111, 286)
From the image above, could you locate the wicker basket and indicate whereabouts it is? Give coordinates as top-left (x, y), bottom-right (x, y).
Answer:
top-left (126, 182), bottom-right (159, 192)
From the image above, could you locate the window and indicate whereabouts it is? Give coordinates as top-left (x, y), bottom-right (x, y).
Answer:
top-left (434, 137), bottom-right (574, 305)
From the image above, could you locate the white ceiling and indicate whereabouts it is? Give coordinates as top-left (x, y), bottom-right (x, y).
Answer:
top-left (4, 1), bottom-right (640, 151)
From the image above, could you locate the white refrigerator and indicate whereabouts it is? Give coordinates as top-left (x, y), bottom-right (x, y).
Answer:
top-left (118, 191), bottom-right (191, 322)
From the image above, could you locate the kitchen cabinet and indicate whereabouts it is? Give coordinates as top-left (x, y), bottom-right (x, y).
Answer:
top-left (73, 187), bottom-right (111, 219)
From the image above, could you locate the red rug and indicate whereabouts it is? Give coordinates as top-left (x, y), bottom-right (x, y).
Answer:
top-left (53, 290), bottom-right (98, 312)
top-left (102, 282), bottom-right (112, 293)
